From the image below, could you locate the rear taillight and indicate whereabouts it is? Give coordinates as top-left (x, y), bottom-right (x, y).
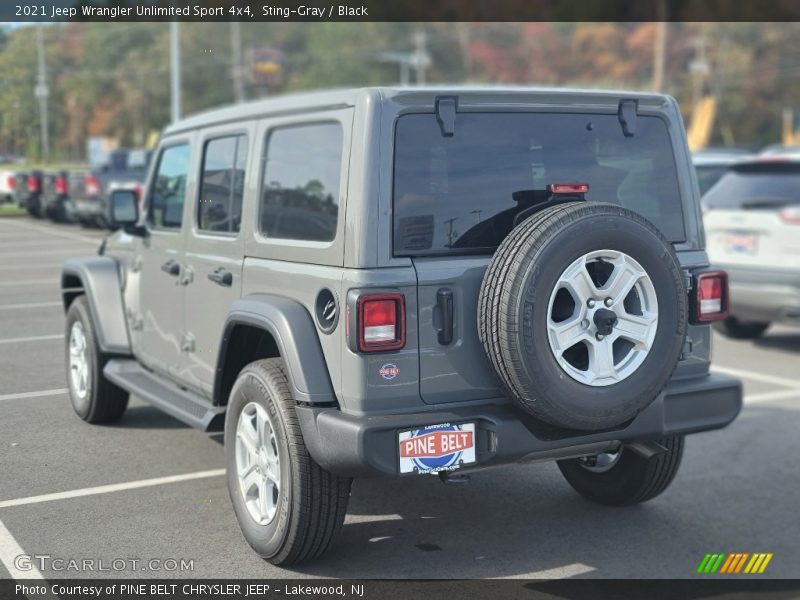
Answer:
top-left (85, 175), bottom-right (100, 197)
top-left (7, 175), bottom-right (15, 189)
top-left (779, 206), bottom-right (800, 224)
top-left (134, 183), bottom-right (143, 202)
top-left (26, 175), bottom-right (39, 193)
top-left (55, 175), bottom-right (68, 195)
top-left (693, 271), bottom-right (729, 322)
top-left (357, 293), bottom-right (405, 352)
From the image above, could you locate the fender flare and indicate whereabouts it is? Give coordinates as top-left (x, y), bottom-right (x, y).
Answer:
top-left (62, 257), bottom-right (132, 355)
top-left (215, 294), bottom-right (337, 406)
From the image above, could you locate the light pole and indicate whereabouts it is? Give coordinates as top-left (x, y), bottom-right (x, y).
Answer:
top-left (35, 26), bottom-right (50, 163)
top-left (170, 22), bottom-right (182, 122)
top-left (230, 21), bottom-right (245, 103)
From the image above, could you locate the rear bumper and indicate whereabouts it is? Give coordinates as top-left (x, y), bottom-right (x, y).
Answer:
top-left (297, 373), bottom-right (742, 478)
top-left (723, 265), bottom-right (800, 323)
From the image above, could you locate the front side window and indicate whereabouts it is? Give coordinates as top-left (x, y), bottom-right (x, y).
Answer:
top-left (148, 143), bottom-right (190, 229)
top-left (260, 122), bottom-right (342, 242)
top-left (198, 135), bottom-right (247, 234)
top-left (393, 112), bottom-right (685, 256)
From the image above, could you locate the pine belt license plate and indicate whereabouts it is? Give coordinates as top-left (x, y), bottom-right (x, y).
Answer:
top-left (398, 423), bottom-right (476, 475)
top-left (723, 231), bottom-right (757, 255)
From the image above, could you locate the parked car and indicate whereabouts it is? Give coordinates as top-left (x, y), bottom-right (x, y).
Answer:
top-left (42, 170), bottom-right (75, 223)
top-left (61, 87), bottom-right (741, 565)
top-left (73, 148), bottom-right (151, 228)
top-left (0, 169), bottom-right (17, 204)
top-left (692, 148), bottom-right (752, 196)
top-left (24, 170), bottom-right (44, 217)
top-left (14, 170), bottom-right (28, 208)
top-left (704, 155), bottom-right (800, 338)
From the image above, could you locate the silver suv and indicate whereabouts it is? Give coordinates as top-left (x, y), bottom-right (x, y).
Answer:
top-left (61, 87), bottom-right (742, 565)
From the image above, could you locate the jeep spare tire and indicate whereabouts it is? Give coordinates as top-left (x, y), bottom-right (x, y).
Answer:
top-left (478, 202), bottom-right (687, 431)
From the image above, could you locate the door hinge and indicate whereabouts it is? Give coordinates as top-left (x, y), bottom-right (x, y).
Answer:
top-left (180, 333), bottom-right (195, 353)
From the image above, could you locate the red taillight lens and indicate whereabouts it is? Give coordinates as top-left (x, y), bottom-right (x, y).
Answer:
top-left (85, 175), bottom-right (100, 197)
top-left (27, 175), bottom-right (39, 192)
top-left (357, 293), bottom-right (405, 352)
top-left (779, 206), bottom-right (800, 224)
top-left (55, 175), bottom-right (68, 195)
top-left (694, 271), bottom-right (729, 322)
top-left (551, 183), bottom-right (589, 194)
top-left (134, 183), bottom-right (143, 202)
top-left (8, 175), bottom-right (15, 189)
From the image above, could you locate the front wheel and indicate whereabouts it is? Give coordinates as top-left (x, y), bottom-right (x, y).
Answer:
top-left (225, 358), bottom-right (351, 565)
top-left (557, 436), bottom-right (684, 506)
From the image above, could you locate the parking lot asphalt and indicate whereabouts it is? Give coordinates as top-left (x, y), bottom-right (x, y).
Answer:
top-left (0, 216), bottom-right (798, 580)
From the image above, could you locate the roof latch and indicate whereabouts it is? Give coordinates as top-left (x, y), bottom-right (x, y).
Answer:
top-left (435, 96), bottom-right (458, 137)
top-left (618, 99), bottom-right (638, 137)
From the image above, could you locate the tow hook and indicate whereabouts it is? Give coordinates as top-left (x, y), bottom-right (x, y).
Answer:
top-left (439, 471), bottom-right (471, 486)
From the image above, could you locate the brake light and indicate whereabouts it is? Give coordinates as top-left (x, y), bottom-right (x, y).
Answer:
top-left (779, 206), bottom-right (800, 224)
top-left (357, 293), bottom-right (405, 352)
top-left (694, 271), bottom-right (729, 322)
top-left (26, 175), bottom-right (39, 193)
top-left (85, 175), bottom-right (100, 197)
top-left (133, 183), bottom-right (143, 202)
top-left (7, 175), bottom-right (15, 189)
top-left (550, 183), bottom-right (589, 194)
top-left (55, 175), bottom-right (68, 195)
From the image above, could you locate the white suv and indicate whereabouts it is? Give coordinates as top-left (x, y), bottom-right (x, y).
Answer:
top-left (704, 156), bottom-right (800, 338)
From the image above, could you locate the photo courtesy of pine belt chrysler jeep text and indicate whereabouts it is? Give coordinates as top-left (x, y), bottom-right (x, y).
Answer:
top-left (60, 87), bottom-right (742, 565)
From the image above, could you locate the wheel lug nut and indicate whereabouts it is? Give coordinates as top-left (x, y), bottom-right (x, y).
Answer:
top-left (587, 299), bottom-right (596, 308)
top-left (596, 333), bottom-right (604, 341)
top-left (604, 297), bottom-right (613, 307)
top-left (581, 319), bottom-right (590, 329)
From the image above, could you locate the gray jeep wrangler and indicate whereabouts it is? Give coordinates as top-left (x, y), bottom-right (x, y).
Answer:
top-left (61, 87), bottom-right (742, 565)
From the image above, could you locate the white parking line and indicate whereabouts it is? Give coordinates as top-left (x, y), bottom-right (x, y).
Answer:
top-left (0, 301), bottom-right (61, 311)
top-left (501, 563), bottom-right (596, 579)
top-left (745, 389), bottom-right (800, 404)
top-left (713, 365), bottom-right (800, 391)
top-left (4, 221), bottom-right (101, 245)
top-left (0, 334), bottom-right (63, 345)
top-left (0, 263), bottom-right (62, 272)
top-left (0, 469), bottom-right (226, 509)
top-left (0, 388), bottom-right (67, 402)
top-left (0, 518), bottom-right (44, 579)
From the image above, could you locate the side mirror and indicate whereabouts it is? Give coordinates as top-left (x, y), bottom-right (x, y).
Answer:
top-left (108, 189), bottom-right (142, 233)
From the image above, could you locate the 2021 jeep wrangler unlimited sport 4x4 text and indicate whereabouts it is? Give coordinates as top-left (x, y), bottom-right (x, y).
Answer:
top-left (61, 87), bottom-right (742, 565)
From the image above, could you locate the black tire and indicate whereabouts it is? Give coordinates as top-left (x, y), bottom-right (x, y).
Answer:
top-left (64, 296), bottom-right (129, 424)
top-left (557, 435), bottom-right (685, 506)
top-left (478, 202), bottom-right (688, 431)
top-left (714, 317), bottom-right (769, 340)
top-left (225, 358), bottom-right (351, 565)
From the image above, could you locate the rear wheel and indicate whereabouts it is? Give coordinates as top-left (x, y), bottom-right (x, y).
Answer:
top-left (65, 296), bottom-right (129, 424)
top-left (225, 358), bottom-right (351, 565)
top-left (714, 317), bottom-right (769, 340)
top-left (557, 436), bottom-right (684, 506)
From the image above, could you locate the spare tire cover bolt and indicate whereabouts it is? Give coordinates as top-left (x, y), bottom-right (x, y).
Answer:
top-left (587, 299), bottom-right (596, 308)
top-left (604, 297), bottom-right (613, 307)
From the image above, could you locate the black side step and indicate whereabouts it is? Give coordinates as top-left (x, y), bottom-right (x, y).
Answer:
top-left (104, 359), bottom-right (225, 431)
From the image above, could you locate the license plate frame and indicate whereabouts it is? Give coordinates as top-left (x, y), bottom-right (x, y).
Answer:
top-left (398, 422), bottom-right (477, 475)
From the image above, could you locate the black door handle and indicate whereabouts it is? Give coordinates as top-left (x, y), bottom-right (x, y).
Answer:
top-left (208, 268), bottom-right (233, 287)
top-left (436, 288), bottom-right (454, 345)
top-left (161, 259), bottom-right (180, 276)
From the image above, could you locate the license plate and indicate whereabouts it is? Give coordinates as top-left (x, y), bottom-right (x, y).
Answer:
top-left (398, 422), bottom-right (476, 475)
top-left (723, 231), bottom-right (757, 255)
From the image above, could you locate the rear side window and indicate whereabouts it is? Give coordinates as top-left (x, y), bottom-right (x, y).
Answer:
top-left (703, 164), bottom-right (800, 209)
top-left (393, 112), bottom-right (685, 256)
top-left (198, 135), bottom-right (247, 234)
top-left (148, 143), bottom-right (190, 230)
top-left (260, 122), bottom-right (342, 242)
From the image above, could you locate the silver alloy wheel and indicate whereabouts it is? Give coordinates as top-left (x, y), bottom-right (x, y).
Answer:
top-left (235, 402), bottom-right (281, 526)
top-left (68, 321), bottom-right (89, 400)
top-left (546, 249), bottom-right (659, 386)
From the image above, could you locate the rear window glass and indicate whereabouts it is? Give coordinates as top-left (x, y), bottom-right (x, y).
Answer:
top-left (260, 122), bottom-right (342, 243)
top-left (702, 165), bottom-right (800, 209)
top-left (393, 112), bottom-right (685, 256)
